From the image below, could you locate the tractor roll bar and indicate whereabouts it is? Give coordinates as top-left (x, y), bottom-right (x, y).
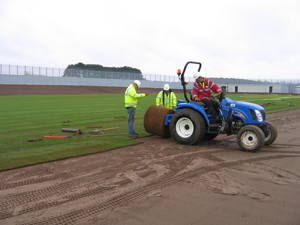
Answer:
top-left (177, 61), bottom-right (202, 103)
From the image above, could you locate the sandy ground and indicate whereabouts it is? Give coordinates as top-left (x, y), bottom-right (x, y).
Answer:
top-left (0, 85), bottom-right (300, 225)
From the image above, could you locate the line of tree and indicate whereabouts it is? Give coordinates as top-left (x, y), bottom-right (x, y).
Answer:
top-left (65, 62), bottom-right (141, 73)
top-left (62, 62), bottom-right (143, 79)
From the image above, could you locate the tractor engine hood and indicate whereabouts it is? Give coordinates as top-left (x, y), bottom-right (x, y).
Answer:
top-left (222, 98), bottom-right (264, 110)
top-left (221, 97), bottom-right (266, 124)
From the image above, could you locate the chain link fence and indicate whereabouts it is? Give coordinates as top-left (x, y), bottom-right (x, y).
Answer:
top-left (0, 64), bottom-right (64, 77)
top-left (1, 64), bottom-right (299, 85)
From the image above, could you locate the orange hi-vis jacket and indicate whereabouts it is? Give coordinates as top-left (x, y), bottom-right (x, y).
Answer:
top-left (192, 78), bottom-right (222, 101)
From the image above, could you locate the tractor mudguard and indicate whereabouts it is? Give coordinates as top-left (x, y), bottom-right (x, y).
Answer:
top-left (175, 102), bottom-right (210, 124)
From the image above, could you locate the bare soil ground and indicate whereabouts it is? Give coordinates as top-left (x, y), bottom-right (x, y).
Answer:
top-left (1, 85), bottom-right (300, 225)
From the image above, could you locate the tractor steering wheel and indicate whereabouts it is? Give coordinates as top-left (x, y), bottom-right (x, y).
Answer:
top-left (213, 92), bottom-right (225, 102)
top-left (218, 91), bottom-right (225, 102)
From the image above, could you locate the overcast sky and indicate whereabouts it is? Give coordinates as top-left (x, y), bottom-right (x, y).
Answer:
top-left (0, 0), bottom-right (299, 80)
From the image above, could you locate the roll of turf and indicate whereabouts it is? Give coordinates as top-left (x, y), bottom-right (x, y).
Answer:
top-left (144, 105), bottom-right (174, 138)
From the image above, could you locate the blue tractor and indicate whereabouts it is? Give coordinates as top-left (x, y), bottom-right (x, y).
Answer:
top-left (144, 61), bottom-right (278, 152)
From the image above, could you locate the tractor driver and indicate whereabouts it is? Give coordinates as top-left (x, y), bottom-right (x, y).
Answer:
top-left (192, 72), bottom-right (222, 122)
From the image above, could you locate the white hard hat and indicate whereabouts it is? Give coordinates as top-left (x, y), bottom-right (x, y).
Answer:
top-left (193, 72), bottom-right (203, 80)
top-left (133, 80), bottom-right (141, 88)
top-left (163, 84), bottom-right (170, 90)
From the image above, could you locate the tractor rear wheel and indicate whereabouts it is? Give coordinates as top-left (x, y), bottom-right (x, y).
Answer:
top-left (263, 121), bottom-right (278, 145)
top-left (237, 125), bottom-right (265, 152)
top-left (169, 108), bottom-right (205, 145)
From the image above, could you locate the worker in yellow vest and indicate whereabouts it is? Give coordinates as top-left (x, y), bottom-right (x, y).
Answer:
top-left (156, 84), bottom-right (177, 110)
top-left (125, 80), bottom-right (149, 137)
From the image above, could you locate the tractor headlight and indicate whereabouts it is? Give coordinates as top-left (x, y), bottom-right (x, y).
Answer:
top-left (255, 110), bottom-right (263, 122)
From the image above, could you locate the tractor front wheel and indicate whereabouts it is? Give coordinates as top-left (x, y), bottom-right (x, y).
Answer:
top-left (263, 121), bottom-right (278, 146)
top-left (169, 108), bottom-right (205, 145)
top-left (237, 125), bottom-right (265, 152)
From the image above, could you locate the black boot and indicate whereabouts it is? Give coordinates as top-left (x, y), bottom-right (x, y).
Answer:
top-left (214, 116), bottom-right (220, 122)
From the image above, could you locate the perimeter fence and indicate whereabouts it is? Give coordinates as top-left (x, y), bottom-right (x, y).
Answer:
top-left (0, 64), bottom-right (64, 77)
top-left (0, 63), bottom-right (299, 85)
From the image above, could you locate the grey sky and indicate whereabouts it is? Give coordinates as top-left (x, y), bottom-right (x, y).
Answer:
top-left (0, 0), bottom-right (299, 80)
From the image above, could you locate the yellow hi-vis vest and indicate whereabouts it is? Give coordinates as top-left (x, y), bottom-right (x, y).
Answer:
top-left (156, 90), bottom-right (177, 109)
top-left (125, 84), bottom-right (146, 108)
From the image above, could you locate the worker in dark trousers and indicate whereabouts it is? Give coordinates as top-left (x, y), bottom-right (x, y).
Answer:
top-left (192, 72), bottom-right (222, 122)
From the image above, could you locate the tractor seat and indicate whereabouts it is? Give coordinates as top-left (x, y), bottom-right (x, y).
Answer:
top-left (189, 91), bottom-right (221, 113)
top-left (189, 91), bottom-right (206, 106)
top-left (193, 101), bottom-right (206, 107)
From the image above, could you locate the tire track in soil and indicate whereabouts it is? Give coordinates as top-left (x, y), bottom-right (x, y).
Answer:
top-left (270, 143), bottom-right (300, 148)
top-left (0, 163), bottom-right (141, 217)
top-left (0, 172), bottom-right (70, 190)
top-left (0, 170), bottom-right (53, 184)
top-left (7, 153), bottom-right (298, 225)
top-left (0, 150), bottom-right (224, 221)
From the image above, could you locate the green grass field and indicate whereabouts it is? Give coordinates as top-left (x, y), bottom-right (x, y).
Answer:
top-left (0, 93), bottom-right (299, 171)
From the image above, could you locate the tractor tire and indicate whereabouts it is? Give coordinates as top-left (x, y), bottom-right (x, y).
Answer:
top-left (203, 133), bottom-right (219, 141)
top-left (144, 105), bottom-right (175, 138)
top-left (169, 108), bottom-right (206, 145)
top-left (237, 125), bottom-right (265, 152)
top-left (263, 121), bottom-right (278, 146)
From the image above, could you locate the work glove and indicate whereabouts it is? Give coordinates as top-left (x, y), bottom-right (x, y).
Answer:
top-left (194, 97), bottom-right (200, 102)
top-left (218, 91), bottom-right (222, 95)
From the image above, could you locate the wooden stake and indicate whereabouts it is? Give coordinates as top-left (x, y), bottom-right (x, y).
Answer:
top-left (86, 127), bottom-right (119, 133)
top-left (90, 133), bottom-right (128, 137)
